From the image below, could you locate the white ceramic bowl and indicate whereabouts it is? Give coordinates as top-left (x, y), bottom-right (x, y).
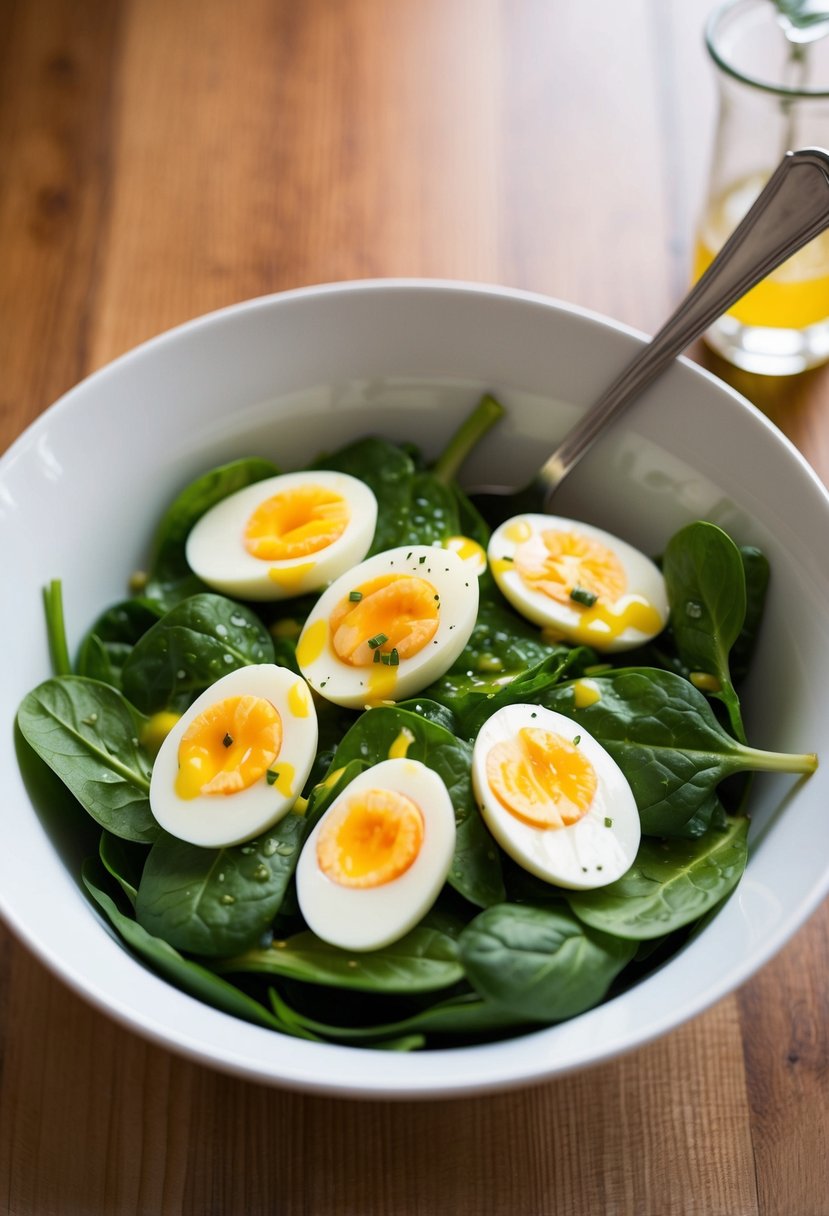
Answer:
top-left (3, 280), bottom-right (828, 1099)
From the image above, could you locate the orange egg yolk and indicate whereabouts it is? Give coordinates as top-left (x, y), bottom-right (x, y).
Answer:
top-left (175, 695), bottom-right (282, 799)
top-left (317, 788), bottom-right (425, 888)
top-left (328, 574), bottom-right (440, 666)
top-left (244, 485), bottom-right (350, 560)
top-left (514, 529), bottom-right (626, 606)
top-left (486, 727), bottom-right (596, 829)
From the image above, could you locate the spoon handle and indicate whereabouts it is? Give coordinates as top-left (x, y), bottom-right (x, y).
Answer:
top-left (538, 147), bottom-right (829, 510)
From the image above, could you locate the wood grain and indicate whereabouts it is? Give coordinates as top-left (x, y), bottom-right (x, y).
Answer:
top-left (2, 2), bottom-right (828, 1213)
top-left (0, 947), bottom-right (760, 1216)
top-left (0, 0), bottom-right (122, 429)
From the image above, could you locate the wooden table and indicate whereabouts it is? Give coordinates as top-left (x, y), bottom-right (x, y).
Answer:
top-left (2, 3), bottom-right (828, 1212)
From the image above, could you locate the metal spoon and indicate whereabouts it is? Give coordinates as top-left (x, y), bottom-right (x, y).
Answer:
top-left (469, 147), bottom-right (829, 516)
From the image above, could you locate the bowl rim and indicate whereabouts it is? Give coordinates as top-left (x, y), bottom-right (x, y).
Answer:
top-left (3, 275), bottom-right (829, 1100)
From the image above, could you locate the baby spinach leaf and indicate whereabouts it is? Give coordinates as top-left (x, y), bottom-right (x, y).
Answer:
top-left (310, 437), bottom-right (416, 554)
top-left (143, 457), bottom-right (279, 607)
top-left (257, 599), bottom-right (321, 676)
top-left (269, 634), bottom-right (301, 676)
top-left (268, 987), bottom-right (527, 1045)
top-left (17, 677), bottom-right (159, 844)
top-left (326, 446), bottom-right (464, 551)
top-left (215, 923), bottom-right (464, 993)
top-left (330, 706), bottom-right (505, 907)
top-left (395, 697), bottom-right (459, 736)
top-left (669, 791), bottom-right (729, 839)
top-left (451, 482), bottom-right (491, 551)
top-left (303, 700), bottom-right (361, 793)
top-left (14, 718), bottom-right (102, 862)
top-left (458, 903), bottom-right (636, 1021)
top-left (457, 596), bottom-right (566, 677)
top-left (478, 667), bottom-right (817, 836)
top-left (425, 599), bottom-right (584, 731)
top-left (371, 1034), bottom-right (427, 1052)
top-left (99, 831), bottom-right (149, 907)
top-left (121, 593), bottom-right (274, 714)
top-left (76, 598), bottom-right (163, 688)
top-left (662, 521), bottom-right (747, 742)
top-left (470, 480), bottom-right (549, 530)
top-left (567, 816), bottom-right (749, 940)
top-left (136, 827), bottom-right (305, 958)
top-left (731, 546), bottom-right (770, 684)
top-left (449, 648), bottom-right (593, 740)
top-left (501, 853), bottom-right (571, 905)
top-left (398, 473), bottom-right (461, 547)
top-left (82, 860), bottom-right (284, 1031)
top-left (135, 761), bottom-right (364, 957)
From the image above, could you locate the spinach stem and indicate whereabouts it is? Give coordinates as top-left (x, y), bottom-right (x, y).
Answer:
top-left (718, 683), bottom-right (747, 746)
top-left (431, 393), bottom-right (505, 486)
top-left (42, 580), bottom-right (72, 678)
top-left (740, 746), bottom-right (818, 775)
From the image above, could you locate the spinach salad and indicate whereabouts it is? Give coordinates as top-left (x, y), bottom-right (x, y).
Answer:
top-left (17, 395), bottom-right (818, 1052)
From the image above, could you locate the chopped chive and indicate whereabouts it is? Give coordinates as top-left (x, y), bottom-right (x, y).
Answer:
top-left (418, 555), bottom-right (426, 564)
top-left (367, 633), bottom-right (388, 649)
top-left (390, 648), bottom-right (400, 667)
top-left (267, 770), bottom-right (280, 785)
top-left (348, 590), bottom-right (363, 602)
top-left (500, 555), bottom-right (513, 562)
top-left (223, 733), bottom-right (234, 748)
top-left (373, 650), bottom-right (381, 663)
top-left (570, 586), bottom-right (598, 607)
top-left (380, 653), bottom-right (391, 665)
top-left (604, 817), bottom-right (613, 827)
top-left (573, 735), bottom-right (581, 746)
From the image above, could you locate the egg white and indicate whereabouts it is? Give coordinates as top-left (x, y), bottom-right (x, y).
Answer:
top-left (185, 470), bottom-right (378, 601)
top-left (150, 664), bottom-right (318, 847)
top-left (488, 514), bottom-right (668, 652)
top-left (296, 758), bottom-right (456, 951)
top-left (471, 703), bottom-right (640, 890)
top-left (296, 544), bottom-right (479, 709)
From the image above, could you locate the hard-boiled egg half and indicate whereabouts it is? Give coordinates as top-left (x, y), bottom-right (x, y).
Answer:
top-left (472, 703), bottom-right (640, 890)
top-left (296, 757), bottom-right (456, 950)
top-left (295, 544), bottom-right (479, 708)
top-left (488, 514), bottom-right (668, 652)
top-left (185, 470), bottom-right (378, 601)
top-left (150, 664), bottom-right (318, 847)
